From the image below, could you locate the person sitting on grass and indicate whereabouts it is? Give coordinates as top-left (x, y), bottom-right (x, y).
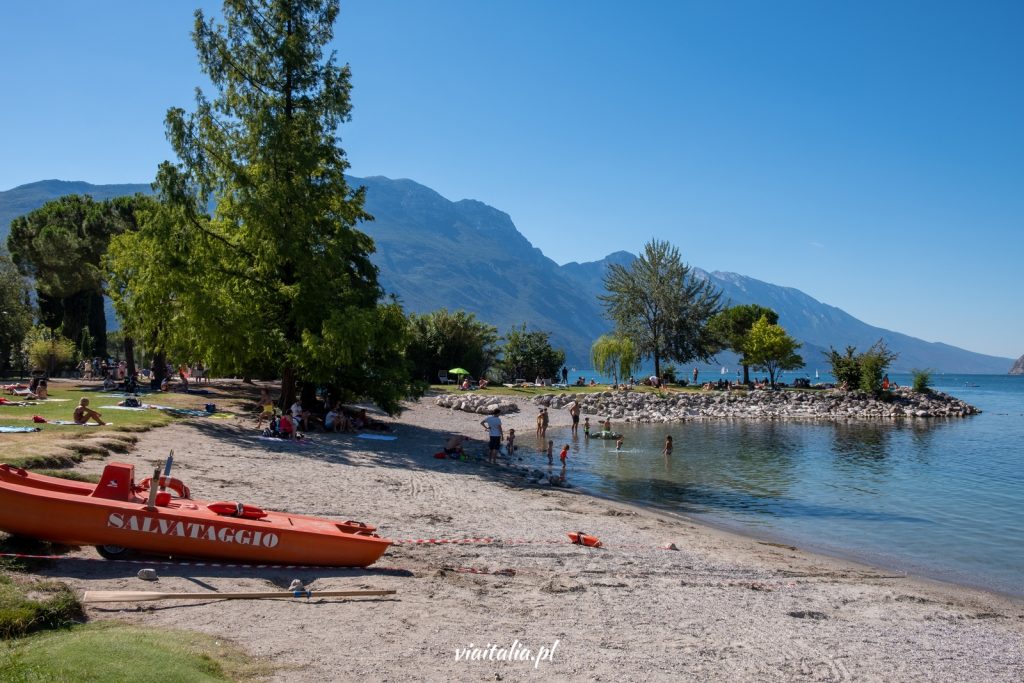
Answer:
top-left (73, 398), bottom-right (106, 425)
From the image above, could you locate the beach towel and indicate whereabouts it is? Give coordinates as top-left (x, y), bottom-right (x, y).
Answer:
top-left (0, 426), bottom-right (41, 433)
top-left (50, 421), bottom-right (112, 426)
top-left (100, 405), bottom-right (147, 411)
top-left (208, 412), bottom-right (235, 419)
top-left (356, 433), bottom-right (397, 441)
top-left (256, 436), bottom-right (313, 446)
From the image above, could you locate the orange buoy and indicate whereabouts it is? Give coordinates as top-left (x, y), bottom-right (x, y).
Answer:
top-left (207, 501), bottom-right (269, 520)
top-left (568, 531), bottom-right (602, 548)
top-left (137, 476), bottom-right (191, 499)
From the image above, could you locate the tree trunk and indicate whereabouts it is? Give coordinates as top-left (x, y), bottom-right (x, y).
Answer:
top-left (279, 366), bottom-right (297, 412)
top-left (742, 363), bottom-right (750, 385)
top-left (124, 336), bottom-right (136, 377)
top-left (88, 291), bottom-right (107, 357)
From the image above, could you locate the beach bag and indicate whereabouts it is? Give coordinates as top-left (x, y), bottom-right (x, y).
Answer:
top-left (124, 397), bottom-right (141, 408)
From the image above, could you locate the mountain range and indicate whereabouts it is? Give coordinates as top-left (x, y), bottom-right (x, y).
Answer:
top-left (1, 177), bottom-right (1014, 374)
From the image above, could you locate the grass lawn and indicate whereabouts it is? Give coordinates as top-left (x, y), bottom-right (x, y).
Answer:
top-left (0, 379), bottom-right (255, 467)
top-left (0, 621), bottom-right (270, 682)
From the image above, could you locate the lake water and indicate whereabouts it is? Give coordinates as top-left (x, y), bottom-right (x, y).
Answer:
top-left (538, 373), bottom-right (1024, 598)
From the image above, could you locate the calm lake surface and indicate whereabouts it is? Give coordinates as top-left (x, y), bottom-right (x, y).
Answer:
top-left (539, 373), bottom-right (1024, 597)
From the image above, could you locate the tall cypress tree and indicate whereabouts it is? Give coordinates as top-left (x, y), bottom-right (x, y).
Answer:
top-left (108, 0), bottom-right (411, 411)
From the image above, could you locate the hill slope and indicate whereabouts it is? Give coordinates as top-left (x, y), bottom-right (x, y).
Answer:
top-left (1, 176), bottom-right (1012, 372)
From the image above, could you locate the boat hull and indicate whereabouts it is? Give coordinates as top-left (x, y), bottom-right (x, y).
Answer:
top-left (0, 464), bottom-right (390, 567)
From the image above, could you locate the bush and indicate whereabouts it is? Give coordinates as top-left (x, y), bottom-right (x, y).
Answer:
top-left (911, 368), bottom-right (932, 393)
top-left (22, 326), bottom-right (75, 376)
top-left (825, 340), bottom-right (898, 394)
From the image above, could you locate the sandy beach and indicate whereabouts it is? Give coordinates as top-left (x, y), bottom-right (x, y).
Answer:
top-left (29, 390), bottom-right (1024, 681)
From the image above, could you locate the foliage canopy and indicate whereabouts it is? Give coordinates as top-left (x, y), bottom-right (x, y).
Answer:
top-left (591, 334), bottom-right (639, 387)
top-left (707, 304), bottom-right (779, 384)
top-left (406, 309), bottom-right (499, 383)
top-left (498, 324), bottom-right (566, 382)
top-left (105, 0), bottom-right (413, 411)
top-left (744, 316), bottom-right (804, 388)
top-left (600, 239), bottom-right (722, 377)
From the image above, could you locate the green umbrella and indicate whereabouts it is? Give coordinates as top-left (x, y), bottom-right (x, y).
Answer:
top-left (449, 367), bottom-right (470, 377)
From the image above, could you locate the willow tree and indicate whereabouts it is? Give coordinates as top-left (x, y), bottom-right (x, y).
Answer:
top-left (600, 240), bottom-right (723, 377)
top-left (107, 0), bottom-right (411, 411)
top-left (591, 334), bottom-right (638, 388)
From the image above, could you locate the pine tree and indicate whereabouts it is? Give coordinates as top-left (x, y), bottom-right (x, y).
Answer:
top-left (107, 0), bottom-right (411, 411)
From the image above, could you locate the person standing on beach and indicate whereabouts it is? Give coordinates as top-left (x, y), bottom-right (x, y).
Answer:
top-left (481, 408), bottom-right (503, 465)
top-left (561, 366), bottom-right (568, 384)
top-left (536, 408), bottom-right (545, 437)
top-left (506, 428), bottom-right (516, 458)
top-left (692, 367), bottom-right (699, 384)
top-left (542, 408), bottom-right (549, 436)
top-left (569, 401), bottom-right (581, 436)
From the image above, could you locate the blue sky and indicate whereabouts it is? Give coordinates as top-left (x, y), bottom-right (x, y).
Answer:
top-left (2, 1), bottom-right (1021, 359)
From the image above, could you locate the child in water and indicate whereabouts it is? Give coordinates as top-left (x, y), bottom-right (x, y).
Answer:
top-left (615, 436), bottom-right (623, 451)
top-left (506, 428), bottom-right (516, 457)
top-left (662, 435), bottom-right (673, 456)
top-left (559, 443), bottom-right (569, 466)
top-left (583, 417), bottom-right (590, 439)
top-left (546, 439), bottom-right (554, 466)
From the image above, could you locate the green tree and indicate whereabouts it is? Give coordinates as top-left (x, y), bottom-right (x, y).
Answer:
top-left (7, 195), bottom-right (143, 357)
top-left (23, 325), bottom-right (76, 376)
top-left (744, 316), bottom-right (804, 388)
top-left (499, 324), bottom-right (566, 382)
top-left (590, 334), bottom-right (639, 387)
top-left (824, 346), bottom-right (861, 389)
top-left (858, 340), bottom-right (898, 394)
top-left (406, 309), bottom-right (500, 383)
top-left (824, 340), bottom-right (898, 394)
top-left (0, 252), bottom-right (34, 376)
top-left (600, 239), bottom-right (722, 377)
top-left (106, 0), bottom-right (413, 412)
top-left (707, 304), bottom-right (778, 385)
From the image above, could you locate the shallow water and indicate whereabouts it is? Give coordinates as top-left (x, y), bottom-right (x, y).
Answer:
top-left (534, 374), bottom-right (1024, 597)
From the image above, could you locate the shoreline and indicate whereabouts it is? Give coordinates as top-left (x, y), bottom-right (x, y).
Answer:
top-left (21, 391), bottom-right (1024, 681)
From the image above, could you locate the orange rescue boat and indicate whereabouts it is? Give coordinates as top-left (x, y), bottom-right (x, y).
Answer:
top-left (0, 462), bottom-right (391, 567)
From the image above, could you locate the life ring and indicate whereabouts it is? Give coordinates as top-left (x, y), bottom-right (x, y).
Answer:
top-left (568, 531), bottom-right (602, 548)
top-left (208, 501), bottom-right (269, 520)
top-left (137, 476), bottom-right (191, 499)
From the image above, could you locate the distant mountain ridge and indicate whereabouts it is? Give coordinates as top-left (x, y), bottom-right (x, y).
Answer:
top-left (1, 177), bottom-right (1013, 373)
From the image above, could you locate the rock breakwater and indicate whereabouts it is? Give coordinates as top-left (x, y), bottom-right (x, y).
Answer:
top-left (530, 387), bottom-right (980, 422)
top-left (434, 393), bottom-right (520, 415)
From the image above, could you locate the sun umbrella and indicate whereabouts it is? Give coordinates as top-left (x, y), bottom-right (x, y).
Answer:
top-left (449, 367), bottom-right (470, 378)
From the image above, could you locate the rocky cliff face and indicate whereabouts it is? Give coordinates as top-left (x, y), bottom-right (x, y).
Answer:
top-left (1010, 355), bottom-right (1024, 375)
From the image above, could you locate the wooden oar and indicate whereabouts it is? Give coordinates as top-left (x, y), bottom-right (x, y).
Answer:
top-left (82, 588), bottom-right (396, 603)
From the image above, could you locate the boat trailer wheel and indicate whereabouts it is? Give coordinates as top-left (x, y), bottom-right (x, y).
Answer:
top-left (95, 544), bottom-right (130, 560)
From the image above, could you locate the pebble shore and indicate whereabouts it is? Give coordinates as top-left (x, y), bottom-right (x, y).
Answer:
top-left (436, 386), bottom-right (981, 422)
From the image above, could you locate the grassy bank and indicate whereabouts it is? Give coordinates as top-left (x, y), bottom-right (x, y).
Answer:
top-left (0, 621), bottom-right (269, 681)
top-left (0, 379), bottom-right (254, 467)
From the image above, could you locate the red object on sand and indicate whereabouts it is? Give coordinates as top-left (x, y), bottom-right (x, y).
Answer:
top-left (568, 532), bottom-right (602, 548)
top-left (32, 415), bottom-right (47, 423)
top-left (0, 462), bottom-right (390, 567)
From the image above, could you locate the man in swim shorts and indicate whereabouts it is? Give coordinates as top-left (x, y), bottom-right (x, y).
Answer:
top-left (480, 408), bottom-right (503, 465)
